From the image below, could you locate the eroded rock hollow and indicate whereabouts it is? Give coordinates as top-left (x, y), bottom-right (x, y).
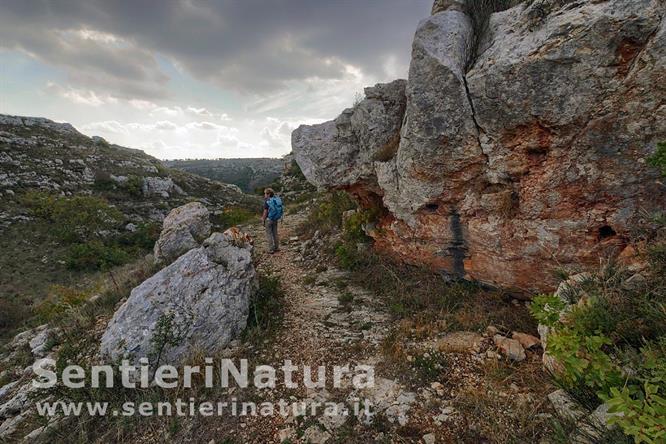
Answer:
top-left (293, 0), bottom-right (666, 293)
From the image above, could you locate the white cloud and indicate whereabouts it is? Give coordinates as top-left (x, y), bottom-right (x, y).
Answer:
top-left (185, 121), bottom-right (232, 131)
top-left (81, 120), bottom-right (130, 134)
top-left (46, 82), bottom-right (118, 107)
top-left (154, 121), bottom-right (178, 131)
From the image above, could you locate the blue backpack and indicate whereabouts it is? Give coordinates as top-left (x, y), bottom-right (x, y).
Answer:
top-left (267, 196), bottom-right (283, 220)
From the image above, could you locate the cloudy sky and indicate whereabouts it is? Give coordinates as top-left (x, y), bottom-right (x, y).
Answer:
top-left (0, 0), bottom-right (431, 159)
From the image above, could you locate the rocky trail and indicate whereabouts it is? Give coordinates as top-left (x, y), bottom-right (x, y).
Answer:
top-left (181, 212), bottom-right (554, 443)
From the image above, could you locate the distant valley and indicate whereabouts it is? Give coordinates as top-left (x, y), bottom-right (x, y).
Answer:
top-left (165, 157), bottom-right (286, 193)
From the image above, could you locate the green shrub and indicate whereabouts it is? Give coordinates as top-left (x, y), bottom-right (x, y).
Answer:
top-left (246, 273), bottom-right (284, 337)
top-left (24, 193), bottom-right (124, 243)
top-left (123, 175), bottom-right (144, 197)
top-left (213, 207), bottom-right (257, 229)
top-left (51, 195), bottom-right (124, 243)
top-left (37, 285), bottom-right (90, 322)
top-left (604, 340), bottom-right (666, 443)
top-left (66, 241), bottom-right (131, 271)
top-left (412, 350), bottom-right (449, 382)
top-left (343, 208), bottom-right (381, 242)
top-left (647, 141), bottom-right (666, 177)
top-left (21, 190), bottom-right (56, 219)
top-left (92, 170), bottom-right (116, 192)
top-left (531, 222), bottom-right (666, 442)
top-left (335, 242), bottom-right (366, 271)
top-left (116, 222), bottom-right (161, 250)
top-left (301, 191), bottom-right (357, 237)
top-left (547, 328), bottom-right (623, 396)
top-left (529, 294), bottom-right (569, 327)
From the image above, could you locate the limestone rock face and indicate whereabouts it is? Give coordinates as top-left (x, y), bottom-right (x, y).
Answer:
top-left (292, 0), bottom-right (666, 293)
top-left (153, 202), bottom-right (212, 263)
top-left (101, 229), bottom-right (255, 365)
top-left (293, 79), bottom-right (406, 192)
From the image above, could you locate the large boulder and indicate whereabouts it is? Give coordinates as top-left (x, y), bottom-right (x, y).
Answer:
top-left (153, 202), bottom-right (211, 263)
top-left (100, 228), bottom-right (255, 366)
top-left (293, 79), bottom-right (406, 194)
top-left (292, 0), bottom-right (666, 293)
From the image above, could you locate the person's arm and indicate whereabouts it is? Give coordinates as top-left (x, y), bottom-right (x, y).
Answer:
top-left (262, 207), bottom-right (268, 222)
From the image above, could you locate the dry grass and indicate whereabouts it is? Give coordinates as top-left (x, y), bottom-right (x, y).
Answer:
top-left (344, 251), bottom-right (538, 335)
top-left (453, 383), bottom-right (554, 443)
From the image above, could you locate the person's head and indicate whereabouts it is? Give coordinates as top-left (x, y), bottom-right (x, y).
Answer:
top-left (264, 188), bottom-right (275, 198)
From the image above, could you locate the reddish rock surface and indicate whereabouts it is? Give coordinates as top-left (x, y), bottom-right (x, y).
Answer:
top-left (293, 0), bottom-right (666, 294)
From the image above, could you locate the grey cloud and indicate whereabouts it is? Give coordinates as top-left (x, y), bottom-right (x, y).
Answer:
top-left (0, 0), bottom-right (431, 97)
top-left (0, 7), bottom-right (169, 99)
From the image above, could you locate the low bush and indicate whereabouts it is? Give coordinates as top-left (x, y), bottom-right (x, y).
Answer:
top-left (299, 191), bottom-right (357, 237)
top-left (36, 285), bottom-right (91, 322)
top-left (0, 296), bottom-right (33, 337)
top-left (92, 170), bottom-right (116, 192)
top-left (342, 207), bottom-right (381, 243)
top-left (213, 207), bottom-right (257, 229)
top-left (648, 141), bottom-right (666, 176)
top-left (116, 222), bottom-right (161, 251)
top-left (66, 240), bottom-right (131, 271)
top-left (530, 219), bottom-right (666, 443)
top-left (412, 349), bottom-right (449, 382)
top-left (23, 192), bottom-right (124, 243)
top-left (245, 273), bottom-right (284, 339)
top-left (335, 242), bottom-right (366, 271)
top-left (122, 175), bottom-right (144, 197)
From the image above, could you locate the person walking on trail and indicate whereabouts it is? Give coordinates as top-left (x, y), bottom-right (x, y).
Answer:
top-left (262, 188), bottom-right (283, 254)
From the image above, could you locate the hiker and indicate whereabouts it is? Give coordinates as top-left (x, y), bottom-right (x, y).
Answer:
top-left (262, 188), bottom-right (283, 253)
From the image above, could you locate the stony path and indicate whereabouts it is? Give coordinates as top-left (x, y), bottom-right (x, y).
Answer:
top-left (223, 212), bottom-right (552, 444)
top-left (238, 213), bottom-right (421, 443)
top-left (247, 213), bottom-right (390, 362)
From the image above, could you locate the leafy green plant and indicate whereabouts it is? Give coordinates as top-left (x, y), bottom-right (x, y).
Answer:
top-left (335, 242), bottom-right (365, 271)
top-left (532, 218), bottom-right (666, 443)
top-left (300, 191), bottom-right (357, 237)
top-left (246, 273), bottom-right (284, 338)
top-left (604, 341), bottom-right (666, 443)
top-left (343, 207), bottom-right (381, 243)
top-left (213, 207), bottom-right (257, 229)
top-left (123, 175), bottom-right (144, 197)
top-left (529, 294), bottom-right (568, 327)
top-left (150, 312), bottom-right (186, 367)
top-left (66, 240), bottom-right (131, 271)
top-left (412, 350), bottom-right (449, 382)
top-left (547, 328), bottom-right (623, 395)
top-left (647, 141), bottom-right (666, 177)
